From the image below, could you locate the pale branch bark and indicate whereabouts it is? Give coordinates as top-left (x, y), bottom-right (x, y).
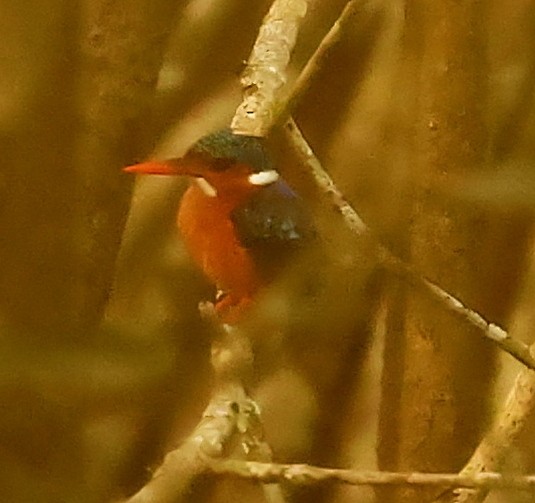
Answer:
top-left (231, 0), bottom-right (308, 137)
top-left (209, 460), bottom-right (535, 491)
top-left (231, 0), bottom-right (368, 135)
top-left (282, 118), bottom-right (535, 371)
top-left (202, 307), bottom-right (287, 503)
top-left (126, 308), bottom-right (282, 503)
top-left (394, 265), bottom-right (535, 370)
top-left (284, 118), bottom-right (368, 233)
top-left (126, 390), bottom-right (264, 503)
top-left (432, 242), bottom-right (535, 503)
top-left (431, 357), bottom-right (535, 503)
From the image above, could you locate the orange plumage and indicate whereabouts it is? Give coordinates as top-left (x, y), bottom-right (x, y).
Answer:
top-left (125, 129), bottom-right (314, 324)
top-left (176, 167), bottom-right (264, 322)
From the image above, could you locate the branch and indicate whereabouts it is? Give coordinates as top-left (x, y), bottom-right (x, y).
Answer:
top-left (236, 0), bottom-right (535, 368)
top-left (126, 390), bottom-right (264, 503)
top-left (431, 242), bottom-right (535, 503)
top-left (275, 0), bottom-right (364, 126)
top-left (433, 356), bottom-right (535, 503)
top-left (433, 376), bottom-right (535, 502)
top-left (249, 0), bottom-right (535, 370)
top-left (126, 308), bottom-right (281, 503)
top-left (282, 119), bottom-right (535, 371)
top-left (209, 460), bottom-right (535, 491)
top-left (230, 0), bottom-right (308, 137)
top-left (233, 0), bottom-right (533, 370)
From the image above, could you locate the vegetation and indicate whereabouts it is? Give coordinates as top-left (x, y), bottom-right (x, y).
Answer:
top-left (1, 1), bottom-right (535, 502)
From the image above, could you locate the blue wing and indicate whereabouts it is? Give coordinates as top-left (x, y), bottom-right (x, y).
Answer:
top-left (230, 179), bottom-right (315, 281)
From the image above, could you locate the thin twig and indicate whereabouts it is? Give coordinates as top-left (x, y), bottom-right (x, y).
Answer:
top-left (274, 0), bottom-right (365, 126)
top-left (209, 459), bottom-right (535, 491)
top-left (231, 0), bottom-right (308, 137)
top-left (282, 119), bottom-right (535, 371)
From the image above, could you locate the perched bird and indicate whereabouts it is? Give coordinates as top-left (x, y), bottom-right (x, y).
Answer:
top-left (124, 128), bottom-right (314, 324)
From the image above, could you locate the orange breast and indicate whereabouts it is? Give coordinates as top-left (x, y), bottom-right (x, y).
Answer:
top-left (177, 184), bottom-right (263, 303)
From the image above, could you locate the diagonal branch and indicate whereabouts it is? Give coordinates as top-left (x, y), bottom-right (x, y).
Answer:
top-left (431, 241), bottom-right (535, 503)
top-left (231, 0), bottom-right (533, 368)
top-left (231, 0), bottom-right (308, 137)
top-left (431, 350), bottom-right (535, 503)
top-left (275, 0), bottom-right (366, 126)
top-left (282, 119), bottom-right (535, 371)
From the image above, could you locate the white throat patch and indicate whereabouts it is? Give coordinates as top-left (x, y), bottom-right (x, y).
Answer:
top-left (196, 177), bottom-right (217, 197)
top-left (248, 170), bottom-right (280, 186)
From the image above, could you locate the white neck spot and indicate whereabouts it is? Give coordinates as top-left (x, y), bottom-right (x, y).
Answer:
top-left (248, 170), bottom-right (280, 186)
top-left (196, 177), bottom-right (217, 197)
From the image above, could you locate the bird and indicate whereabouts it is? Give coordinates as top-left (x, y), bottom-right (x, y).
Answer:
top-left (124, 128), bottom-right (315, 324)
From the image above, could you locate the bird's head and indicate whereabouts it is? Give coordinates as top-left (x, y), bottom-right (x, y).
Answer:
top-left (124, 129), bottom-right (280, 199)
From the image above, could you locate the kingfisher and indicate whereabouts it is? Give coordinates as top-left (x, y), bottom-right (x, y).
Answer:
top-left (124, 128), bottom-right (315, 324)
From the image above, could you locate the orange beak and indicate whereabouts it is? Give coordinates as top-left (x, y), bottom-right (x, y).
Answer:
top-left (123, 160), bottom-right (182, 176)
top-left (123, 157), bottom-right (211, 178)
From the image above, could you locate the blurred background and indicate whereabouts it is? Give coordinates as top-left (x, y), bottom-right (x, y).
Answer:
top-left (1, 0), bottom-right (535, 502)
